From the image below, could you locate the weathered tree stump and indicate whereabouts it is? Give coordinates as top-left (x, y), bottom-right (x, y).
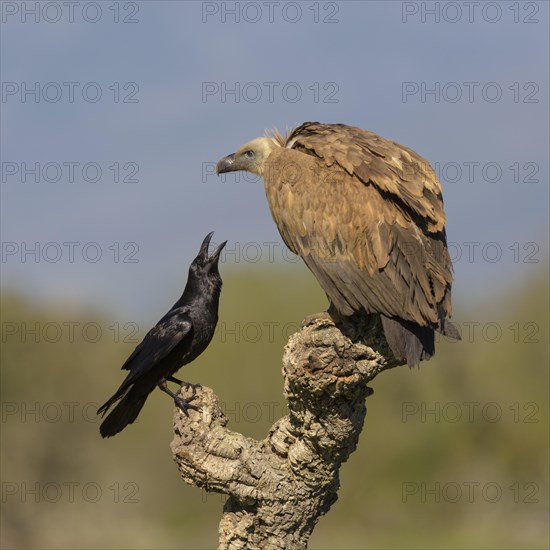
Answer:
top-left (171, 317), bottom-right (400, 548)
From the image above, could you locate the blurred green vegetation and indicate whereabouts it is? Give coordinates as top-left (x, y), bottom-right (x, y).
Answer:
top-left (1, 265), bottom-right (548, 549)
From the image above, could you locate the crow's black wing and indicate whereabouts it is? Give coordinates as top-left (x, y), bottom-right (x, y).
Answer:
top-left (121, 306), bottom-right (193, 376)
top-left (97, 307), bottom-right (193, 417)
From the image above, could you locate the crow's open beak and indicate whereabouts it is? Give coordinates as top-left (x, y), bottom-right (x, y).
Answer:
top-left (208, 240), bottom-right (227, 265)
top-left (199, 232), bottom-right (227, 266)
top-left (216, 153), bottom-right (236, 175)
top-left (199, 232), bottom-right (215, 256)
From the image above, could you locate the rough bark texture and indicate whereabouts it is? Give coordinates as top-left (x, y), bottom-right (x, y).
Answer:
top-left (171, 316), bottom-right (401, 549)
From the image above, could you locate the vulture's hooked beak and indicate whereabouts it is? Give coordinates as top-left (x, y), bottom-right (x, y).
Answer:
top-left (216, 153), bottom-right (236, 175)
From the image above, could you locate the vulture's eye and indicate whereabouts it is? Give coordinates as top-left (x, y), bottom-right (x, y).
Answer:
top-left (243, 150), bottom-right (255, 159)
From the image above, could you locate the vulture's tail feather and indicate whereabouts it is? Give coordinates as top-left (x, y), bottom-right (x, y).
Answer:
top-left (440, 318), bottom-right (462, 340)
top-left (381, 315), bottom-right (461, 367)
top-left (381, 316), bottom-right (435, 368)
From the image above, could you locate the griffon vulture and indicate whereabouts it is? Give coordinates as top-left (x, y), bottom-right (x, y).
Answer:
top-left (216, 122), bottom-right (459, 366)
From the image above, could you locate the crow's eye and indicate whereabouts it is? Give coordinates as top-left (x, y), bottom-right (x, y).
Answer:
top-left (243, 150), bottom-right (255, 159)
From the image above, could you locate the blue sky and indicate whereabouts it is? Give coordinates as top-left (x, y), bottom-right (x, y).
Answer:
top-left (2, 0), bottom-right (548, 319)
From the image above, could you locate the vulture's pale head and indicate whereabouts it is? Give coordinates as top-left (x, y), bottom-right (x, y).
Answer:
top-left (216, 136), bottom-right (282, 176)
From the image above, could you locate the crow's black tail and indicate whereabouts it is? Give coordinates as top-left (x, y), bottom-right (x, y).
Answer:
top-left (381, 315), bottom-right (461, 368)
top-left (98, 385), bottom-right (150, 438)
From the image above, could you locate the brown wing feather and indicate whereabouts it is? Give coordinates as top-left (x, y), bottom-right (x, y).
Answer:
top-left (287, 122), bottom-right (446, 234)
top-left (264, 130), bottom-right (454, 329)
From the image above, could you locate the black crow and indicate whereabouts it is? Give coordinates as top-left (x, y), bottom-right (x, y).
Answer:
top-left (98, 232), bottom-right (226, 438)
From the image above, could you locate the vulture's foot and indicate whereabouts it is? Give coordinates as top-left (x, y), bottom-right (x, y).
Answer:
top-left (301, 311), bottom-right (334, 328)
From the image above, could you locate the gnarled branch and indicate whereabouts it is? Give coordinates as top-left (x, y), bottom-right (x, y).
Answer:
top-left (171, 317), bottom-right (400, 549)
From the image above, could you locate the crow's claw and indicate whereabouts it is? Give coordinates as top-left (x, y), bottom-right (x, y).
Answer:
top-left (174, 395), bottom-right (200, 417)
top-left (186, 383), bottom-right (198, 397)
top-left (169, 377), bottom-right (198, 398)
